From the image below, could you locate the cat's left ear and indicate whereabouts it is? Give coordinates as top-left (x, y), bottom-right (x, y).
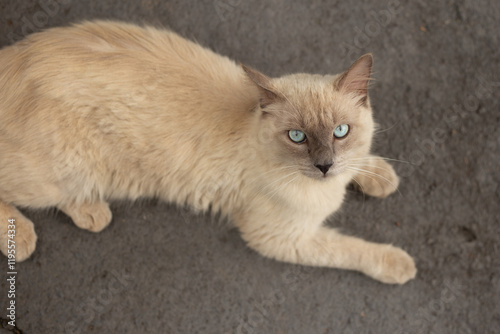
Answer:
top-left (241, 64), bottom-right (280, 109)
top-left (334, 53), bottom-right (373, 107)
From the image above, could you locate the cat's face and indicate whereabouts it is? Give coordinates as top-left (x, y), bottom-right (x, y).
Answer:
top-left (244, 55), bottom-right (375, 181)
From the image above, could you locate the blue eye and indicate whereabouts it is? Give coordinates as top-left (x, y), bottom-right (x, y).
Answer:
top-left (288, 129), bottom-right (306, 143)
top-left (334, 124), bottom-right (350, 139)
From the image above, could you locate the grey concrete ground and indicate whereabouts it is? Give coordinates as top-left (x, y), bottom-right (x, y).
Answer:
top-left (1, 0), bottom-right (499, 333)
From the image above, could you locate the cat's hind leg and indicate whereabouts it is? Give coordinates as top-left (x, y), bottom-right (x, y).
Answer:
top-left (58, 200), bottom-right (112, 232)
top-left (351, 154), bottom-right (400, 198)
top-left (0, 200), bottom-right (37, 262)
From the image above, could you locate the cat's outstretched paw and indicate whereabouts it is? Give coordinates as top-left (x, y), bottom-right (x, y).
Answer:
top-left (371, 246), bottom-right (417, 284)
top-left (60, 201), bottom-right (112, 232)
top-left (0, 215), bottom-right (37, 262)
top-left (352, 157), bottom-right (399, 198)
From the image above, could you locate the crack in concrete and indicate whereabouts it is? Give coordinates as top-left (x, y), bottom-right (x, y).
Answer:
top-left (0, 318), bottom-right (24, 334)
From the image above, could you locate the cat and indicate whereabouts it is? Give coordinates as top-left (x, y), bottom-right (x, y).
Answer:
top-left (0, 21), bottom-right (416, 284)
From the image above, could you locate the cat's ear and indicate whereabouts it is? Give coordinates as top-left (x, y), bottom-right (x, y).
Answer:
top-left (334, 53), bottom-right (373, 106)
top-left (241, 64), bottom-right (280, 108)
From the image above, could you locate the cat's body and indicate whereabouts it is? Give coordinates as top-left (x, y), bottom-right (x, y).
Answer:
top-left (0, 21), bottom-right (416, 284)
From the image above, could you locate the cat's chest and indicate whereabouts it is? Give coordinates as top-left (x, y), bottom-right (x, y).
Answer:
top-left (259, 174), bottom-right (350, 218)
top-left (302, 180), bottom-right (347, 214)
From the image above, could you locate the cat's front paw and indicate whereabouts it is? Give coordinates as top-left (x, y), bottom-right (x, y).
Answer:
top-left (59, 201), bottom-right (112, 232)
top-left (371, 246), bottom-right (417, 284)
top-left (352, 157), bottom-right (399, 198)
top-left (0, 215), bottom-right (37, 262)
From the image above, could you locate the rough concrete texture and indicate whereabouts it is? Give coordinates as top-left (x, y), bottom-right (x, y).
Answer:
top-left (0, 0), bottom-right (499, 333)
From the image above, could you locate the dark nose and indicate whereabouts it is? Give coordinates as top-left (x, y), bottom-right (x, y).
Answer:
top-left (315, 163), bottom-right (332, 175)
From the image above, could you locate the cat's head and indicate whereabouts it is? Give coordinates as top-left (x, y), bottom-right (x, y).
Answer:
top-left (243, 54), bottom-right (375, 181)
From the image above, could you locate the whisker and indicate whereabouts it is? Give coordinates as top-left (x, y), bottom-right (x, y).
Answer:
top-left (348, 157), bottom-right (410, 164)
top-left (350, 176), bottom-right (367, 207)
top-left (374, 121), bottom-right (401, 135)
top-left (255, 165), bottom-right (297, 178)
top-left (347, 163), bottom-right (392, 172)
top-left (245, 166), bottom-right (297, 189)
top-left (346, 167), bottom-right (384, 189)
top-left (347, 166), bottom-right (396, 187)
top-left (262, 171), bottom-right (299, 191)
top-left (346, 166), bottom-right (402, 197)
top-left (264, 173), bottom-right (300, 202)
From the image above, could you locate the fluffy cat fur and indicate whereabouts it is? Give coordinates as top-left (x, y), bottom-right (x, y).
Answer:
top-left (0, 21), bottom-right (416, 284)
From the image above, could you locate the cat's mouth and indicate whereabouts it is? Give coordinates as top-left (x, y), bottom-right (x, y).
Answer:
top-left (302, 164), bottom-right (346, 180)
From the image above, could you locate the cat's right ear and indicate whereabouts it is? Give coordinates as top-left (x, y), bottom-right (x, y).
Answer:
top-left (334, 53), bottom-right (373, 107)
top-left (241, 64), bottom-right (280, 109)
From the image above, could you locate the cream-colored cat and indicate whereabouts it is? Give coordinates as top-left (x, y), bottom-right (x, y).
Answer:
top-left (0, 21), bottom-right (416, 284)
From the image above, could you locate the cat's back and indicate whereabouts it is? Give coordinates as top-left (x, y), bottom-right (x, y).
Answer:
top-left (0, 20), bottom-right (256, 142)
top-left (1, 20), bottom-right (222, 67)
top-left (1, 21), bottom-right (244, 103)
